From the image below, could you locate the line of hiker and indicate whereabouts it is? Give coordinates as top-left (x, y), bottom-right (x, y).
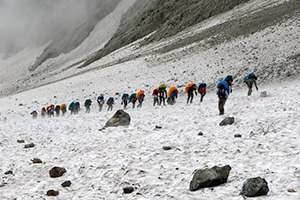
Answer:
top-left (30, 73), bottom-right (258, 118)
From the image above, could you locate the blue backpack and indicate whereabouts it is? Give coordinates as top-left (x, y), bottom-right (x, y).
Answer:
top-left (122, 93), bottom-right (129, 100)
top-left (69, 102), bottom-right (75, 110)
top-left (106, 97), bottom-right (114, 105)
top-left (217, 80), bottom-right (230, 95)
top-left (84, 99), bottom-right (91, 107)
top-left (244, 73), bottom-right (257, 82)
top-left (129, 93), bottom-right (137, 101)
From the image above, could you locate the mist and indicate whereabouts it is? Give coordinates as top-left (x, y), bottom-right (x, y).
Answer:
top-left (0, 0), bottom-right (121, 58)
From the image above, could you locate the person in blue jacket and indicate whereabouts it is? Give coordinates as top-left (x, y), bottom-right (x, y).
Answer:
top-left (121, 93), bottom-right (129, 109)
top-left (216, 75), bottom-right (233, 115)
top-left (106, 97), bottom-right (114, 111)
top-left (169, 89), bottom-right (178, 105)
top-left (129, 93), bottom-right (137, 109)
top-left (244, 73), bottom-right (258, 96)
top-left (84, 99), bottom-right (92, 113)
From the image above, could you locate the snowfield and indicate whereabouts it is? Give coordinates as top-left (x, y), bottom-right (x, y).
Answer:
top-left (0, 0), bottom-right (299, 199)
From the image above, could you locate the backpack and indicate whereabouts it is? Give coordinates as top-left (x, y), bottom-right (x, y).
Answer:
top-left (122, 93), bottom-right (129, 100)
top-left (153, 89), bottom-right (159, 96)
top-left (84, 99), bottom-right (91, 107)
top-left (217, 80), bottom-right (230, 95)
top-left (129, 93), bottom-right (137, 101)
top-left (106, 97), bottom-right (114, 105)
top-left (244, 73), bottom-right (257, 82)
top-left (97, 95), bottom-right (104, 100)
top-left (185, 83), bottom-right (194, 93)
top-left (198, 83), bottom-right (207, 93)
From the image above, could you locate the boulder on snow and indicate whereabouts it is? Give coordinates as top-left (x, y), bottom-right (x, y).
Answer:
top-left (24, 143), bottom-right (35, 148)
top-left (123, 186), bottom-right (134, 194)
top-left (260, 91), bottom-right (267, 97)
top-left (104, 110), bottom-right (131, 128)
top-left (189, 165), bottom-right (231, 191)
top-left (32, 158), bottom-right (42, 163)
top-left (49, 167), bottom-right (66, 178)
top-left (219, 117), bottom-right (235, 126)
top-left (240, 177), bottom-right (269, 197)
top-left (46, 190), bottom-right (59, 196)
top-left (61, 180), bottom-right (72, 187)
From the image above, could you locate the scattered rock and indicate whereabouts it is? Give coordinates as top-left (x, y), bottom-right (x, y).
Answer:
top-left (61, 180), bottom-right (72, 187)
top-left (234, 134), bottom-right (242, 138)
top-left (24, 143), bottom-right (35, 148)
top-left (190, 165), bottom-right (231, 191)
top-left (155, 125), bottom-right (162, 129)
top-left (18, 103), bottom-right (23, 106)
top-left (219, 117), bottom-right (235, 126)
top-left (240, 177), bottom-right (269, 197)
top-left (49, 167), bottom-right (67, 178)
top-left (32, 158), bottom-right (42, 163)
top-left (17, 140), bottom-right (25, 143)
top-left (46, 190), bottom-right (59, 196)
top-left (163, 146), bottom-right (172, 150)
top-left (260, 91), bottom-right (267, 97)
top-left (123, 186), bottom-right (134, 194)
top-left (104, 110), bottom-right (131, 128)
top-left (4, 170), bottom-right (13, 175)
top-left (198, 131), bottom-right (204, 136)
top-left (287, 188), bottom-right (296, 193)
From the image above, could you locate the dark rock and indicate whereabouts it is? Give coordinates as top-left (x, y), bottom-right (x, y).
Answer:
top-left (17, 140), bottom-right (25, 143)
top-left (32, 158), bottom-right (42, 163)
top-left (287, 189), bottom-right (296, 193)
top-left (123, 186), bottom-right (134, 194)
top-left (104, 110), bottom-right (131, 128)
top-left (219, 117), bottom-right (235, 126)
top-left (163, 146), bottom-right (172, 150)
top-left (240, 177), bottom-right (269, 197)
top-left (234, 134), bottom-right (242, 138)
top-left (190, 165), bottom-right (231, 191)
top-left (46, 190), bottom-right (59, 196)
top-left (24, 143), bottom-right (35, 148)
top-left (155, 125), bottom-right (162, 129)
top-left (4, 170), bottom-right (13, 175)
top-left (198, 132), bottom-right (204, 136)
top-left (49, 167), bottom-right (67, 178)
top-left (61, 180), bottom-right (72, 187)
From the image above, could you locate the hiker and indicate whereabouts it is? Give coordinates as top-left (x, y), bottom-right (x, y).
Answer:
top-left (185, 83), bottom-right (197, 103)
top-left (97, 95), bottom-right (105, 112)
top-left (129, 93), bottom-right (137, 109)
top-left (54, 105), bottom-right (60, 116)
top-left (121, 93), bottom-right (129, 109)
top-left (158, 84), bottom-right (167, 106)
top-left (167, 86), bottom-right (178, 105)
top-left (41, 107), bottom-right (46, 118)
top-left (106, 97), bottom-right (114, 111)
top-left (217, 81), bottom-right (230, 115)
top-left (46, 105), bottom-right (54, 117)
top-left (69, 102), bottom-right (75, 115)
top-left (31, 111), bottom-right (38, 119)
top-left (84, 99), bottom-right (92, 113)
top-left (136, 90), bottom-right (145, 108)
top-left (74, 102), bottom-right (80, 114)
top-left (198, 83), bottom-right (207, 102)
top-left (60, 104), bottom-right (67, 116)
top-left (244, 73), bottom-right (258, 96)
top-left (152, 89), bottom-right (159, 106)
top-left (224, 75), bottom-right (233, 93)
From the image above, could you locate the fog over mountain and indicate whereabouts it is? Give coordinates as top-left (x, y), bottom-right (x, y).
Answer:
top-left (0, 0), bottom-right (121, 58)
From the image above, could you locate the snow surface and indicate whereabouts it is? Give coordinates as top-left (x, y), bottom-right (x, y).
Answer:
top-left (0, 0), bottom-right (299, 199)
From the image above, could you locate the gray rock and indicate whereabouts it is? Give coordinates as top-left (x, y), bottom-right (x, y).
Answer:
top-left (220, 117), bottom-right (235, 126)
top-left (190, 165), bottom-right (231, 191)
top-left (260, 91), bottom-right (267, 97)
top-left (4, 170), bottom-right (13, 175)
top-left (61, 180), bottom-right (72, 187)
top-left (123, 186), bottom-right (134, 194)
top-left (240, 177), bottom-right (269, 197)
top-left (24, 143), bottom-right (35, 148)
top-left (104, 110), bottom-right (131, 128)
